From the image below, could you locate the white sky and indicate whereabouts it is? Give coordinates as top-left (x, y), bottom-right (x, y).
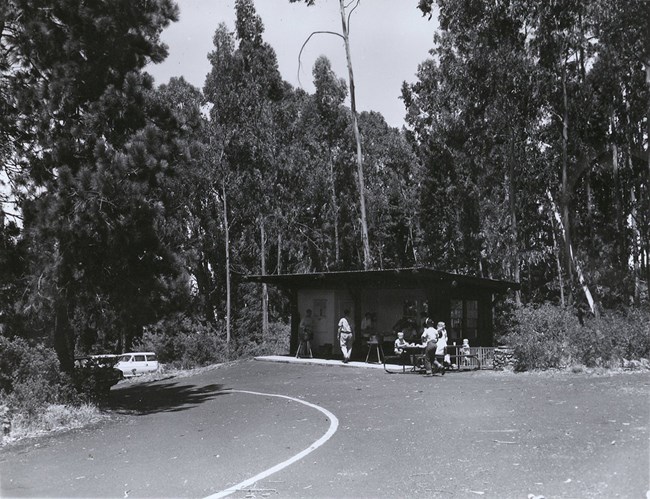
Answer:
top-left (146, 0), bottom-right (439, 128)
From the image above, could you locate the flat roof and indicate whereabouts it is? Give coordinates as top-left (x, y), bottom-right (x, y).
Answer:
top-left (243, 267), bottom-right (519, 293)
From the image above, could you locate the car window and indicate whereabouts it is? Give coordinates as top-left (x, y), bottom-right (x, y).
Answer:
top-left (119, 355), bottom-right (132, 362)
top-left (146, 354), bottom-right (157, 362)
top-left (134, 355), bottom-right (146, 362)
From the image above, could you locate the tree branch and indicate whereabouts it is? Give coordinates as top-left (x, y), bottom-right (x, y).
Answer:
top-left (297, 30), bottom-right (344, 87)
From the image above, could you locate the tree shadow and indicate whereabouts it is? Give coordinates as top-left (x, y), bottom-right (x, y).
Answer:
top-left (106, 380), bottom-right (230, 415)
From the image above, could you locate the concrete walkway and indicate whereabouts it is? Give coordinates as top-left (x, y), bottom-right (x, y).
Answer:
top-left (254, 355), bottom-right (388, 370)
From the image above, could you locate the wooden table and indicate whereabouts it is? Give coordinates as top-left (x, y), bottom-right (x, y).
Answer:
top-left (383, 344), bottom-right (426, 374)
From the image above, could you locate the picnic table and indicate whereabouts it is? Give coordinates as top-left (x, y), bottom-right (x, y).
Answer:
top-left (383, 344), bottom-right (426, 374)
top-left (383, 344), bottom-right (481, 373)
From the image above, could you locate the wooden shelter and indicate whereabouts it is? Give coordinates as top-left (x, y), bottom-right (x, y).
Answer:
top-left (245, 267), bottom-right (518, 359)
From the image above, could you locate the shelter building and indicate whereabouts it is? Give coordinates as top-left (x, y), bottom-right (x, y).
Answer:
top-left (245, 267), bottom-right (518, 359)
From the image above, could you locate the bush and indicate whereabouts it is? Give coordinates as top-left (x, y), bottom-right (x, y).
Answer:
top-left (233, 321), bottom-right (290, 358)
top-left (0, 337), bottom-right (80, 417)
top-left (134, 316), bottom-right (291, 370)
top-left (501, 303), bottom-right (650, 371)
top-left (134, 315), bottom-right (229, 369)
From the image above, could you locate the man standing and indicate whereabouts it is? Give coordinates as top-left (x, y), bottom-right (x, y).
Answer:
top-left (297, 309), bottom-right (314, 358)
top-left (338, 309), bottom-right (353, 363)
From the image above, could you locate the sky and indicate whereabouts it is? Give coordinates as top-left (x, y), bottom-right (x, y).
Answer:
top-left (146, 0), bottom-right (440, 128)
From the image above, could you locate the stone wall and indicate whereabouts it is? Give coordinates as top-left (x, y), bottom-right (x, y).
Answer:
top-left (493, 346), bottom-right (515, 370)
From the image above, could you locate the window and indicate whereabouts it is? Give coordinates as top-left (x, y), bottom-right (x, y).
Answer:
top-left (313, 299), bottom-right (327, 318)
top-left (450, 299), bottom-right (478, 341)
top-left (134, 355), bottom-right (146, 362)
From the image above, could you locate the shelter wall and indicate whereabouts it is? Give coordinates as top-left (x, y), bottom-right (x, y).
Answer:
top-left (297, 289), bottom-right (355, 351)
top-left (293, 282), bottom-right (499, 356)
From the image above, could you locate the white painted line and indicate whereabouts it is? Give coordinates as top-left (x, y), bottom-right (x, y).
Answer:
top-left (204, 390), bottom-right (339, 499)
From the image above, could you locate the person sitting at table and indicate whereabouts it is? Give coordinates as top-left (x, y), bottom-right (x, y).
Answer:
top-left (394, 331), bottom-right (414, 368)
top-left (421, 319), bottom-right (444, 375)
top-left (394, 331), bottom-right (411, 353)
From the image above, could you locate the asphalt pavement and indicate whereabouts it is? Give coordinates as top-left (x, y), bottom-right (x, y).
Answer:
top-left (1, 357), bottom-right (648, 498)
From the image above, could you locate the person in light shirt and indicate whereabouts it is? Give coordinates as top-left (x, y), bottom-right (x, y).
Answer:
top-left (337, 309), bottom-right (353, 363)
top-left (421, 318), bottom-right (444, 375)
top-left (435, 322), bottom-right (448, 374)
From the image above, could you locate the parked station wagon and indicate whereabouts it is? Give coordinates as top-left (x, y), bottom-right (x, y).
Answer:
top-left (115, 352), bottom-right (159, 377)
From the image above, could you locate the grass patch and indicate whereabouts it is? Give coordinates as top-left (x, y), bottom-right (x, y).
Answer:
top-left (3, 403), bottom-right (107, 445)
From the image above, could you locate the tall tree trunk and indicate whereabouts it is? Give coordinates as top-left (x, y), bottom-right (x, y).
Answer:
top-left (54, 295), bottom-right (74, 373)
top-left (260, 220), bottom-right (269, 339)
top-left (560, 66), bottom-right (574, 296)
top-left (630, 183), bottom-right (641, 306)
top-left (329, 155), bottom-right (340, 265)
top-left (338, 0), bottom-right (371, 269)
top-left (277, 232), bottom-right (282, 275)
top-left (221, 183), bottom-right (231, 346)
top-left (551, 218), bottom-right (566, 307)
top-left (509, 132), bottom-right (521, 306)
top-left (611, 124), bottom-right (624, 267)
top-left (639, 61), bottom-right (650, 290)
top-left (547, 190), bottom-right (598, 316)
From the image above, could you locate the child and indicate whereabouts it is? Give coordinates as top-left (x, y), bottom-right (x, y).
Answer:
top-left (394, 331), bottom-right (411, 354)
top-left (460, 338), bottom-right (470, 366)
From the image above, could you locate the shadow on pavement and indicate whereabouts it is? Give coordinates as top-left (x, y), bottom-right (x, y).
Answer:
top-left (107, 381), bottom-right (230, 415)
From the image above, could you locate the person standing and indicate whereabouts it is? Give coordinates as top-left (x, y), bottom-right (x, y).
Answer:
top-left (297, 309), bottom-right (314, 358)
top-left (360, 312), bottom-right (373, 337)
top-left (338, 309), bottom-right (353, 363)
top-left (435, 321), bottom-right (448, 374)
top-left (421, 318), bottom-right (444, 375)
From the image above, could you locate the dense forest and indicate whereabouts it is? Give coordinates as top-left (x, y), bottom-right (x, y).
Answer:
top-left (1, 0), bottom-right (648, 374)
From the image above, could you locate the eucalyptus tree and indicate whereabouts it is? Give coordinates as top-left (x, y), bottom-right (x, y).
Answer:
top-left (411, 0), bottom-right (647, 310)
top-left (586, 0), bottom-right (649, 306)
top-left (203, 0), bottom-right (286, 342)
top-left (290, 0), bottom-right (371, 270)
top-left (404, 0), bottom-right (573, 302)
top-left (297, 56), bottom-right (350, 269)
top-left (358, 111), bottom-right (423, 268)
top-left (1, 0), bottom-right (182, 369)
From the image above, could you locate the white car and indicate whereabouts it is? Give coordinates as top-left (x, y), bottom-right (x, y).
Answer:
top-left (115, 352), bottom-right (159, 377)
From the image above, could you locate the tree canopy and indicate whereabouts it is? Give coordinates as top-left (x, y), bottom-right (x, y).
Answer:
top-left (0, 0), bottom-right (647, 367)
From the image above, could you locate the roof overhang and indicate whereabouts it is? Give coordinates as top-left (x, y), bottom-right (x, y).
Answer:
top-left (242, 267), bottom-right (519, 293)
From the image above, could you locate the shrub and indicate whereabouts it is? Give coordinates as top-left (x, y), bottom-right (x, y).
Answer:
top-left (233, 322), bottom-right (290, 358)
top-left (501, 303), bottom-right (576, 370)
top-left (501, 303), bottom-right (650, 371)
top-left (0, 337), bottom-right (79, 417)
top-left (134, 315), bottom-right (229, 369)
top-left (134, 316), bottom-right (291, 370)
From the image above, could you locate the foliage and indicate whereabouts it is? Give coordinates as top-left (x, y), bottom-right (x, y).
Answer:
top-left (133, 314), bottom-right (289, 369)
top-left (1, 0), bottom-right (647, 388)
top-left (1, 0), bottom-right (185, 371)
top-left (134, 315), bottom-right (229, 369)
top-left (501, 304), bottom-right (650, 370)
top-left (0, 336), bottom-right (78, 417)
top-left (232, 322), bottom-right (291, 358)
top-left (403, 0), bottom-right (649, 310)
